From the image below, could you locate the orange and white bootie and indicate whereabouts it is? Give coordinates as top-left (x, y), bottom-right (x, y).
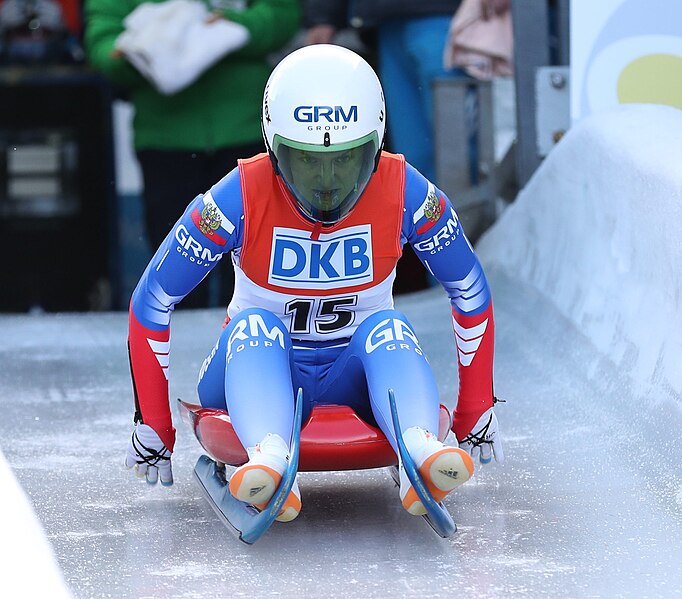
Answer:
top-left (228, 433), bottom-right (301, 522)
top-left (398, 426), bottom-right (475, 516)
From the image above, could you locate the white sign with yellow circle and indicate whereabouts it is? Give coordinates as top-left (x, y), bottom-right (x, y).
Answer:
top-left (571, 0), bottom-right (682, 121)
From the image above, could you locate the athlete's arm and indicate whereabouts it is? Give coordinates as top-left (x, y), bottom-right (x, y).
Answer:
top-left (128, 168), bottom-right (244, 450)
top-left (402, 164), bottom-right (495, 442)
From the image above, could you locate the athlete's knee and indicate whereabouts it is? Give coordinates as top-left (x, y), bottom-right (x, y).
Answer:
top-left (356, 310), bottom-right (424, 355)
top-left (357, 309), bottom-right (413, 334)
top-left (198, 337), bottom-right (222, 383)
top-left (223, 308), bottom-right (291, 363)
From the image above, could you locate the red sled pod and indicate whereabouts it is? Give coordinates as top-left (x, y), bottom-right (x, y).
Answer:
top-left (177, 399), bottom-right (453, 471)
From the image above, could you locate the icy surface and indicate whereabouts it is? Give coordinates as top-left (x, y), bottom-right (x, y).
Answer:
top-left (1, 104), bottom-right (681, 597)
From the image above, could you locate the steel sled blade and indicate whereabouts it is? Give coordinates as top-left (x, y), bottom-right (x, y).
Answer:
top-left (388, 388), bottom-right (457, 538)
top-left (193, 388), bottom-right (303, 545)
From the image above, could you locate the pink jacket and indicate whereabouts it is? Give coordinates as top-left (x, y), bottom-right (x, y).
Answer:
top-left (443, 0), bottom-right (514, 80)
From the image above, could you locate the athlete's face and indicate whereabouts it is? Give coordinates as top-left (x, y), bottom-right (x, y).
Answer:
top-left (287, 148), bottom-right (364, 212)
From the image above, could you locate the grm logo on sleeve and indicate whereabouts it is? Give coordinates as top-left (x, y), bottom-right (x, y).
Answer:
top-left (269, 225), bottom-right (373, 290)
top-left (174, 224), bottom-right (223, 267)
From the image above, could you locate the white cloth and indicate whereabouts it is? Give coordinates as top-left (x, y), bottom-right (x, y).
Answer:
top-left (115, 0), bottom-right (250, 95)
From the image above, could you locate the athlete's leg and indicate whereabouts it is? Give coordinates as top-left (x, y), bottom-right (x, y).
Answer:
top-left (197, 308), bottom-right (295, 446)
top-left (321, 309), bottom-right (474, 514)
top-left (344, 310), bottom-right (440, 447)
top-left (196, 308), bottom-right (301, 520)
top-left (312, 310), bottom-right (440, 446)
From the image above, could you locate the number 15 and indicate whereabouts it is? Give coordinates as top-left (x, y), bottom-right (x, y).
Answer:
top-left (285, 296), bottom-right (358, 334)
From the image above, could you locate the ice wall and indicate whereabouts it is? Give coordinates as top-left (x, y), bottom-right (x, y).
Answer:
top-left (477, 104), bottom-right (682, 403)
top-left (0, 450), bottom-right (73, 598)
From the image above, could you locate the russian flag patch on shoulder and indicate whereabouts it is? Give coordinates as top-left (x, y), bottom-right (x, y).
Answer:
top-left (191, 192), bottom-right (235, 246)
top-left (413, 183), bottom-right (446, 235)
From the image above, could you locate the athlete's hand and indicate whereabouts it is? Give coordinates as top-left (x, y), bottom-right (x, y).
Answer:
top-left (125, 423), bottom-right (174, 486)
top-left (457, 407), bottom-right (505, 465)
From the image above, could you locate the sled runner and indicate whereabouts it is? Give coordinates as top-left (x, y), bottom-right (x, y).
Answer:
top-left (191, 389), bottom-right (303, 545)
top-left (388, 389), bottom-right (457, 538)
top-left (179, 391), bottom-right (457, 542)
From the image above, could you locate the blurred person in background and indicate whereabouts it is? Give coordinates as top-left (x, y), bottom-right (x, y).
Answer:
top-left (0, 0), bottom-right (83, 64)
top-left (443, 0), bottom-right (513, 81)
top-left (84, 0), bottom-right (300, 308)
top-left (302, 0), bottom-right (469, 185)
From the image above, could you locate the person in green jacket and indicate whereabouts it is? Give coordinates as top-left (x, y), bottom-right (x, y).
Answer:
top-left (84, 0), bottom-right (301, 307)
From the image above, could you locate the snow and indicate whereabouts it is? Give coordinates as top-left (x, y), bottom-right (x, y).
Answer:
top-left (0, 104), bottom-right (681, 598)
top-left (478, 104), bottom-right (682, 401)
top-left (0, 451), bottom-right (73, 598)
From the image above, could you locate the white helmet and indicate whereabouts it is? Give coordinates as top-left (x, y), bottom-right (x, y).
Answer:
top-left (262, 44), bottom-right (386, 225)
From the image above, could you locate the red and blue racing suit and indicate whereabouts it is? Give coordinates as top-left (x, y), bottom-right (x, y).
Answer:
top-left (128, 152), bottom-right (495, 453)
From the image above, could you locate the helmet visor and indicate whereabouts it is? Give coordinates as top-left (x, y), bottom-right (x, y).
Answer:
top-left (273, 133), bottom-right (379, 225)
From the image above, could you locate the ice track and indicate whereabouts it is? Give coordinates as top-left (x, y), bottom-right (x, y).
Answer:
top-left (1, 105), bottom-right (681, 598)
top-left (0, 275), bottom-right (679, 598)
